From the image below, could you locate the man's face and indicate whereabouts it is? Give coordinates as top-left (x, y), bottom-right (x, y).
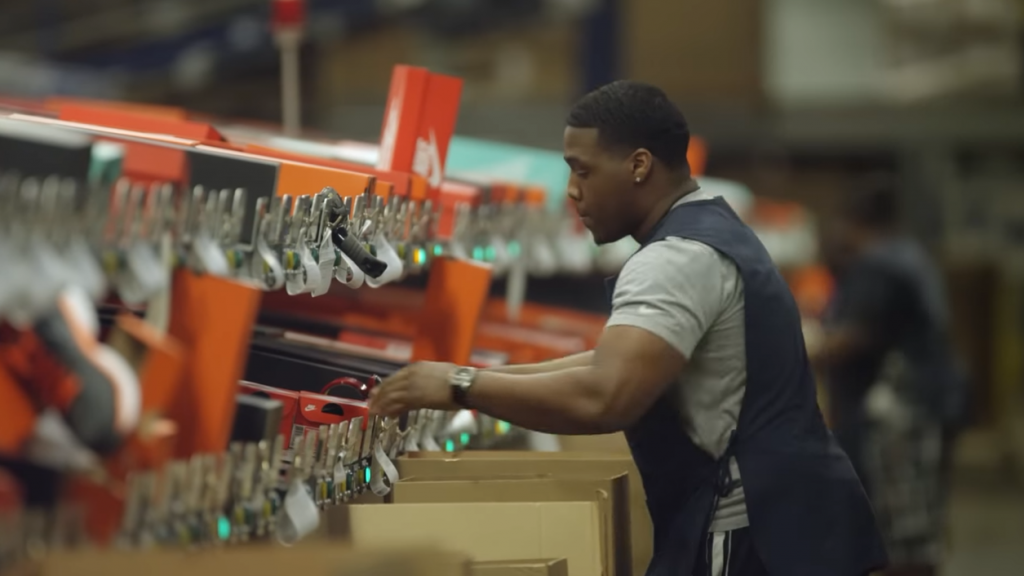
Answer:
top-left (562, 126), bottom-right (636, 245)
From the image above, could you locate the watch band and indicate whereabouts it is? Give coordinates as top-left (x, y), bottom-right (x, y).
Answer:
top-left (449, 366), bottom-right (477, 408)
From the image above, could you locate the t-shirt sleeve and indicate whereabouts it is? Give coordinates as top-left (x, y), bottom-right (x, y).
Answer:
top-left (605, 238), bottom-right (731, 359)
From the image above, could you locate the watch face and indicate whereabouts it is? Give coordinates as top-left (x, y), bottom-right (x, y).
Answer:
top-left (451, 367), bottom-right (475, 386)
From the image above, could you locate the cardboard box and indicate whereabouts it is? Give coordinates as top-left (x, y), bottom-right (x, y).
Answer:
top-left (557, 434), bottom-right (631, 455)
top-left (391, 475), bottom-right (630, 576)
top-left (346, 502), bottom-right (602, 576)
top-left (38, 543), bottom-right (471, 576)
top-left (396, 453), bottom-right (651, 576)
top-left (471, 558), bottom-right (569, 576)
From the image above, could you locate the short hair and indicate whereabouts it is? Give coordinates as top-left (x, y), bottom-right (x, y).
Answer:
top-left (844, 174), bottom-right (900, 229)
top-left (566, 80), bottom-right (691, 171)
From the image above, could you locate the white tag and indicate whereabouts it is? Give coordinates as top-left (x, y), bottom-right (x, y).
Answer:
top-left (311, 230), bottom-right (335, 297)
top-left (489, 236), bottom-right (510, 277)
top-left (528, 235), bottom-right (558, 278)
top-left (299, 240), bottom-right (320, 294)
top-left (253, 230), bottom-right (286, 291)
top-left (285, 241), bottom-right (319, 295)
top-left (404, 412), bottom-right (421, 453)
top-left (420, 411), bottom-right (442, 452)
top-left (335, 249), bottom-right (365, 289)
top-left (192, 231), bottom-right (230, 277)
top-left (117, 243), bottom-right (167, 306)
top-left (333, 454), bottom-right (347, 487)
top-left (0, 241), bottom-right (16, 318)
top-left (505, 256), bottom-right (527, 323)
top-left (23, 409), bottom-right (100, 473)
top-left (277, 480), bottom-right (320, 546)
top-left (369, 438), bottom-right (400, 496)
top-left (9, 242), bottom-right (65, 327)
top-left (67, 243), bottom-right (108, 303)
top-left (557, 229), bottom-right (595, 276)
top-left (143, 233), bottom-right (175, 336)
top-left (285, 252), bottom-right (305, 296)
top-left (0, 243), bottom-right (30, 324)
top-left (365, 235), bottom-right (404, 288)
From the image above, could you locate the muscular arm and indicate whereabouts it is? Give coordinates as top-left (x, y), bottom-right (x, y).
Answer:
top-left (464, 238), bottom-right (726, 435)
top-left (482, 351), bottom-right (594, 376)
top-left (465, 326), bottom-right (685, 435)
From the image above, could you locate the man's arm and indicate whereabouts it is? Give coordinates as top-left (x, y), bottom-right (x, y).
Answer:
top-left (482, 351), bottom-right (594, 376)
top-left (369, 238), bottom-right (725, 429)
top-left (464, 326), bottom-right (686, 435)
top-left (464, 238), bottom-right (725, 435)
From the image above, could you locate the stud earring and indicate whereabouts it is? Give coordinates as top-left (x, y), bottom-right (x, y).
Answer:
top-left (635, 177), bottom-right (641, 183)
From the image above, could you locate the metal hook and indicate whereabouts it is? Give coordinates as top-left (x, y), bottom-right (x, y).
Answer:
top-left (289, 195), bottom-right (313, 249)
top-left (271, 195), bottom-right (291, 247)
top-left (39, 175), bottom-right (62, 238)
top-left (229, 188), bottom-right (247, 246)
top-left (55, 178), bottom-right (79, 244)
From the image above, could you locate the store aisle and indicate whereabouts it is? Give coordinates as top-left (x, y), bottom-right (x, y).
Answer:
top-left (944, 430), bottom-right (1024, 576)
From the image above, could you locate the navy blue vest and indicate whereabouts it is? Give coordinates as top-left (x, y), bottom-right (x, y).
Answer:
top-left (606, 198), bottom-right (887, 576)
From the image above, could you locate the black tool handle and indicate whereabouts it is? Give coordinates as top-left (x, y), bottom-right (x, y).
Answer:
top-left (332, 226), bottom-right (388, 279)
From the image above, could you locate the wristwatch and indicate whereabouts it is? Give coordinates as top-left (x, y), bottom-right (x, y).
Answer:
top-left (448, 366), bottom-right (478, 408)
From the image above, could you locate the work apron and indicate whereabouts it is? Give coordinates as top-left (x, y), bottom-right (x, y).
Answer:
top-left (606, 197), bottom-right (887, 576)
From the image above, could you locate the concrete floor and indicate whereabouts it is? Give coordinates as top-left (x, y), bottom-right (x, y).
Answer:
top-left (942, 430), bottom-right (1024, 576)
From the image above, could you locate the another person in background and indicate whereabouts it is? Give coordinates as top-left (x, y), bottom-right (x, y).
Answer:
top-left (811, 176), bottom-right (969, 576)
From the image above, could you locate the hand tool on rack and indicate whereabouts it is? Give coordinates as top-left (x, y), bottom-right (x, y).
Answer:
top-left (250, 195), bottom-right (288, 291)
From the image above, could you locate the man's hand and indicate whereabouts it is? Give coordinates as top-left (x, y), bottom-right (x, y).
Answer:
top-left (368, 361), bottom-right (458, 417)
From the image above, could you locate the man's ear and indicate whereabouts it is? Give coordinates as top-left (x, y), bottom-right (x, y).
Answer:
top-left (631, 149), bottom-right (653, 183)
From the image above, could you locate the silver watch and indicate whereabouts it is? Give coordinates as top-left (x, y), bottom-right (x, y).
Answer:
top-left (449, 366), bottom-right (478, 407)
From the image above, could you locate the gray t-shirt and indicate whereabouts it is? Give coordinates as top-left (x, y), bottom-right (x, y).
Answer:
top-left (606, 191), bottom-right (749, 532)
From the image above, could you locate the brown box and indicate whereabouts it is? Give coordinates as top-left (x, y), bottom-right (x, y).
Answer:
top-left (346, 501), bottom-right (603, 576)
top-left (37, 543), bottom-right (471, 576)
top-left (557, 434), bottom-right (631, 455)
top-left (391, 474), bottom-right (631, 576)
top-left (471, 558), bottom-right (569, 576)
top-left (397, 452), bottom-right (650, 576)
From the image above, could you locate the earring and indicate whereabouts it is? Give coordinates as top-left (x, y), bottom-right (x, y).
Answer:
top-left (635, 177), bottom-right (641, 183)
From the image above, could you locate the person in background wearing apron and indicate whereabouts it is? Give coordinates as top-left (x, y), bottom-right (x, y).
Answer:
top-left (370, 80), bottom-right (888, 576)
top-left (811, 178), bottom-right (969, 576)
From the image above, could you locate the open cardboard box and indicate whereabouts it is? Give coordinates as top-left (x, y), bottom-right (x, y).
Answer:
top-left (397, 452), bottom-right (650, 576)
top-left (391, 474), bottom-right (631, 576)
top-left (340, 501), bottom-right (603, 576)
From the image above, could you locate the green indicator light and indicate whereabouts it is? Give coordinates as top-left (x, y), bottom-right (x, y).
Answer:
top-left (445, 440), bottom-right (455, 452)
top-left (484, 246), bottom-right (496, 261)
top-left (507, 241), bottom-right (521, 257)
top-left (433, 244), bottom-right (444, 256)
top-left (217, 516), bottom-right (231, 540)
top-left (460, 433), bottom-right (470, 445)
top-left (497, 421), bottom-right (511, 434)
top-left (472, 246), bottom-right (484, 261)
top-left (364, 468), bottom-right (371, 483)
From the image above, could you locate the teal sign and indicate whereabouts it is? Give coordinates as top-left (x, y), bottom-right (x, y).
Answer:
top-left (445, 136), bottom-right (569, 214)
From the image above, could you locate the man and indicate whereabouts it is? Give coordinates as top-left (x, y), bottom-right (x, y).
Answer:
top-left (812, 178), bottom-right (968, 576)
top-left (370, 81), bottom-right (887, 576)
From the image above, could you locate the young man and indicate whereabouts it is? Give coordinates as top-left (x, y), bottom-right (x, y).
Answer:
top-left (370, 81), bottom-right (887, 576)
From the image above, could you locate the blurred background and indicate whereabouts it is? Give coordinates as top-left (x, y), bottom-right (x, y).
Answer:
top-left (2, 0), bottom-right (1024, 574)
